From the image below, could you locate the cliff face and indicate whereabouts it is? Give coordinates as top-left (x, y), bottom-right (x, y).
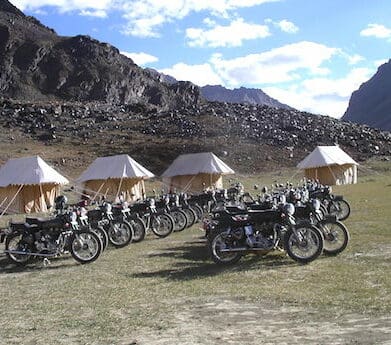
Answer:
top-left (0, 1), bottom-right (201, 109)
top-left (343, 60), bottom-right (391, 131)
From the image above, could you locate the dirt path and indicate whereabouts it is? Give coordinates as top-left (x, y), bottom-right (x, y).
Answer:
top-left (125, 297), bottom-right (391, 345)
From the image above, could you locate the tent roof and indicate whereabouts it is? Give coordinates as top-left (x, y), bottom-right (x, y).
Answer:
top-left (161, 152), bottom-right (235, 177)
top-left (77, 154), bottom-right (154, 182)
top-left (0, 156), bottom-right (69, 187)
top-left (297, 146), bottom-right (358, 169)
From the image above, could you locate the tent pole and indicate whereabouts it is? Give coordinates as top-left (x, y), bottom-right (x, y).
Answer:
top-left (115, 176), bottom-right (125, 202)
top-left (91, 181), bottom-right (106, 202)
top-left (0, 184), bottom-right (24, 218)
top-left (0, 196), bottom-right (8, 211)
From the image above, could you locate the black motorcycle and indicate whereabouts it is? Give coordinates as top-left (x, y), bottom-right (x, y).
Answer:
top-left (2, 209), bottom-right (102, 265)
top-left (206, 203), bottom-right (324, 265)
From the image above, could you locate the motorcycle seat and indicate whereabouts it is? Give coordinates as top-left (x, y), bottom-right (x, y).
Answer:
top-left (25, 217), bottom-right (64, 229)
top-left (10, 222), bottom-right (38, 231)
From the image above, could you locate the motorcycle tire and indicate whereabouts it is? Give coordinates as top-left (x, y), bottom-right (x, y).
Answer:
top-left (319, 220), bottom-right (350, 255)
top-left (91, 226), bottom-right (109, 251)
top-left (151, 214), bottom-right (174, 238)
top-left (184, 207), bottom-right (197, 227)
top-left (191, 204), bottom-right (204, 222)
top-left (171, 210), bottom-right (188, 232)
top-left (209, 231), bottom-right (242, 265)
top-left (284, 223), bottom-right (323, 264)
top-left (70, 230), bottom-right (102, 264)
top-left (5, 233), bottom-right (34, 265)
top-left (129, 217), bottom-right (146, 243)
top-left (328, 199), bottom-right (350, 221)
top-left (107, 220), bottom-right (133, 248)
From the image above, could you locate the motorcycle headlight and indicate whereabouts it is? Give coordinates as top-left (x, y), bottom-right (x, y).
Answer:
top-left (283, 203), bottom-right (295, 216)
top-left (149, 199), bottom-right (155, 207)
top-left (105, 203), bottom-right (112, 212)
top-left (311, 199), bottom-right (321, 210)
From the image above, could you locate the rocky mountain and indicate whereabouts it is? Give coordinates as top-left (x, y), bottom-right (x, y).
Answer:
top-left (0, 0), bottom-right (200, 109)
top-left (145, 69), bottom-right (291, 109)
top-left (343, 60), bottom-right (391, 131)
top-left (200, 85), bottom-right (291, 109)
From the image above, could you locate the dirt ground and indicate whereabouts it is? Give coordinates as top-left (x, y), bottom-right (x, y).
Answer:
top-left (123, 297), bottom-right (391, 345)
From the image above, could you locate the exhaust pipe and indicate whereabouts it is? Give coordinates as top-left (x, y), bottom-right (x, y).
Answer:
top-left (4, 250), bottom-right (58, 257)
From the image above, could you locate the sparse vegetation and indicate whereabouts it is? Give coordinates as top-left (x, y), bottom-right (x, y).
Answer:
top-left (0, 161), bottom-right (390, 344)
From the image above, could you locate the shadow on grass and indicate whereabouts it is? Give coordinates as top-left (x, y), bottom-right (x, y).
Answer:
top-left (0, 254), bottom-right (79, 274)
top-left (127, 239), bottom-right (296, 281)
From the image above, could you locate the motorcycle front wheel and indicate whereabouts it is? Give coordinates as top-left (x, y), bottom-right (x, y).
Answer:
top-left (5, 233), bottom-right (34, 265)
top-left (284, 224), bottom-right (323, 264)
top-left (70, 230), bottom-right (102, 264)
top-left (108, 220), bottom-right (133, 248)
top-left (151, 214), bottom-right (174, 238)
top-left (319, 220), bottom-right (349, 255)
top-left (129, 217), bottom-right (146, 243)
top-left (209, 232), bottom-right (242, 265)
top-left (328, 199), bottom-right (350, 221)
top-left (171, 209), bottom-right (188, 232)
top-left (91, 226), bottom-right (108, 251)
top-left (182, 208), bottom-right (196, 227)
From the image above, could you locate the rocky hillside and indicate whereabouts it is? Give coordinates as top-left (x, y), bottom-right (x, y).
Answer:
top-left (0, 0), bottom-right (200, 109)
top-left (200, 85), bottom-right (291, 109)
top-left (343, 60), bottom-right (391, 131)
top-left (0, 98), bottom-right (390, 177)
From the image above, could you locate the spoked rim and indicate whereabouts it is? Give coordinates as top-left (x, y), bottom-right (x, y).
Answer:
top-left (329, 200), bottom-right (350, 220)
top-left (71, 232), bottom-right (101, 261)
top-left (108, 222), bottom-right (132, 247)
top-left (287, 227), bottom-right (322, 260)
top-left (211, 233), bottom-right (241, 264)
top-left (6, 234), bottom-right (33, 264)
top-left (172, 211), bottom-right (187, 231)
top-left (151, 215), bottom-right (173, 237)
top-left (320, 221), bottom-right (349, 254)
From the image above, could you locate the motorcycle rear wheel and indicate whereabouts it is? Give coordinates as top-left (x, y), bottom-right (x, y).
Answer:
top-left (70, 230), bottom-right (102, 264)
top-left (5, 234), bottom-right (34, 265)
top-left (284, 224), bottom-right (323, 264)
top-left (209, 232), bottom-right (242, 265)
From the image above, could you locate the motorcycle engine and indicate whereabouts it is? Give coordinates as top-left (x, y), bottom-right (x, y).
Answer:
top-left (35, 232), bottom-right (57, 252)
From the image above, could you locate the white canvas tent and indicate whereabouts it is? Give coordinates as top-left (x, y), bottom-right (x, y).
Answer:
top-left (161, 152), bottom-right (235, 193)
top-left (297, 145), bottom-right (358, 185)
top-left (77, 154), bottom-right (154, 202)
top-left (0, 156), bottom-right (69, 214)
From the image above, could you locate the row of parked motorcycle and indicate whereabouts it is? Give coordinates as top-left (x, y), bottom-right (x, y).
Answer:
top-left (203, 180), bottom-right (351, 265)
top-left (0, 179), bottom-right (351, 267)
top-left (0, 192), bottom-right (209, 266)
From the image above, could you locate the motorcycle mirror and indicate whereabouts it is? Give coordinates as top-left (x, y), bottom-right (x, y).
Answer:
top-left (254, 184), bottom-right (259, 190)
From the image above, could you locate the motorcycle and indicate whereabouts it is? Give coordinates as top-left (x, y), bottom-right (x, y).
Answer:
top-left (309, 185), bottom-right (350, 221)
top-left (129, 198), bottom-right (174, 238)
top-left (2, 207), bottom-right (102, 265)
top-left (205, 203), bottom-right (324, 265)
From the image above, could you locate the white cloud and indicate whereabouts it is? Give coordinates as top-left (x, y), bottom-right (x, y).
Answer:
top-left (13, 0), bottom-right (112, 13)
top-left (120, 51), bottom-right (158, 65)
top-left (360, 23), bottom-right (391, 39)
top-left (263, 67), bottom-right (373, 117)
top-left (79, 9), bottom-right (107, 18)
top-left (374, 59), bottom-right (389, 67)
top-left (159, 62), bottom-right (224, 86)
top-left (209, 41), bottom-right (337, 85)
top-left (186, 18), bottom-right (270, 47)
top-left (118, 0), bottom-right (280, 37)
top-left (266, 19), bottom-right (298, 33)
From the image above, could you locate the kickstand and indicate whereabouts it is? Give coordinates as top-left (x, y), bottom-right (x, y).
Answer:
top-left (43, 258), bottom-right (51, 267)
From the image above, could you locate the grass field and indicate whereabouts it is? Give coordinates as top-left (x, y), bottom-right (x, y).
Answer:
top-left (0, 160), bottom-right (390, 345)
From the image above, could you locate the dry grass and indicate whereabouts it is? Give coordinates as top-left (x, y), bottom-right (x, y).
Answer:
top-left (0, 160), bottom-right (390, 344)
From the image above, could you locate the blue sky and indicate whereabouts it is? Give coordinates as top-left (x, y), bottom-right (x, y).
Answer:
top-left (12, 0), bottom-right (391, 118)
